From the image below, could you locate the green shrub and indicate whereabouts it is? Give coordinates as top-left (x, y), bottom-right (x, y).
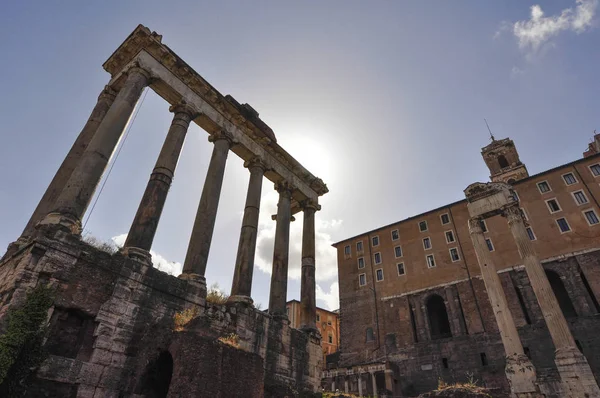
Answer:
top-left (0, 285), bottom-right (54, 396)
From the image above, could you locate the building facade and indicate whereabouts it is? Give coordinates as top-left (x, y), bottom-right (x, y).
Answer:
top-left (287, 300), bottom-right (340, 360)
top-left (327, 134), bottom-right (600, 397)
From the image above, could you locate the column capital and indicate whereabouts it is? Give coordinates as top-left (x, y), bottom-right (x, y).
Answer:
top-left (243, 156), bottom-right (268, 172)
top-left (501, 204), bottom-right (523, 224)
top-left (468, 217), bottom-right (484, 234)
top-left (274, 180), bottom-right (295, 197)
top-left (125, 62), bottom-right (153, 81)
top-left (169, 101), bottom-right (200, 119)
top-left (300, 199), bottom-right (321, 212)
top-left (98, 85), bottom-right (117, 103)
top-left (208, 129), bottom-right (235, 147)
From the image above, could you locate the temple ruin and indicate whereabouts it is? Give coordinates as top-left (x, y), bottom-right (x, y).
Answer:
top-left (0, 24), bottom-right (328, 397)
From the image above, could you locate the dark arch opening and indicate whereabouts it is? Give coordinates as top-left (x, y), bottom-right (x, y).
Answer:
top-left (139, 351), bottom-right (174, 398)
top-left (580, 271), bottom-right (600, 313)
top-left (498, 155), bottom-right (509, 169)
top-left (546, 271), bottom-right (577, 318)
top-left (426, 295), bottom-right (452, 340)
top-left (507, 178), bottom-right (516, 185)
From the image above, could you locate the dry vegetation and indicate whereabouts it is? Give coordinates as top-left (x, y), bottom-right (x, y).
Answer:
top-left (218, 333), bottom-right (240, 348)
top-left (173, 307), bottom-right (201, 332)
top-left (206, 283), bottom-right (229, 305)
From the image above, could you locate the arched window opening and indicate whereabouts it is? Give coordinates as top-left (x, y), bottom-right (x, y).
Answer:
top-left (507, 178), bottom-right (516, 185)
top-left (498, 155), bottom-right (509, 169)
top-left (426, 295), bottom-right (452, 340)
top-left (366, 327), bottom-right (375, 342)
top-left (139, 351), bottom-right (174, 398)
top-left (546, 271), bottom-right (577, 318)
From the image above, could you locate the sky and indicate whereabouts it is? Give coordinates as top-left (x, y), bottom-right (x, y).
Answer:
top-left (0, 1), bottom-right (599, 311)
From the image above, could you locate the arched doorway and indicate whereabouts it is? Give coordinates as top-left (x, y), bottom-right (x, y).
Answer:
top-left (498, 155), bottom-right (509, 169)
top-left (546, 270), bottom-right (577, 318)
top-left (139, 351), bottom-right (174, 398)
top-left (426, 295), bottom-right (452, 339)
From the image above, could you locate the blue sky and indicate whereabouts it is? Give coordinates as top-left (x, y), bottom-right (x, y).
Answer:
top-left (1, 1), bottom-right (598, 310)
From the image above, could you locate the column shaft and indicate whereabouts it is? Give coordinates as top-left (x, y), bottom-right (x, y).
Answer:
top-left (268, 181), bottom-right (293, 317)
top-left (371, 372), bottom-right (378, 398)
top-left (124, 103), bottom-right (197, 255)
top-left (229, 158), bottom-right (266, 303)
top-left (23, 86), bottom-right (117, 237)
top-left (182, 130), bottom-right (233, 278)
top-left (505, 206), bottom-right (575, 350)
top-left (44, 66), bottom-right (150, 232)
top-left (358, 375), bottom-right (363, 397)
top-left (469, 218), bottom-right (524, 357)
top-left (300, 202), bottom-right (318, 330)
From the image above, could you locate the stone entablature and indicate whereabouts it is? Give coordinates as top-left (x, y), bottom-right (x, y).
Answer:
top-left (102, 24), bottom-right (327, 210)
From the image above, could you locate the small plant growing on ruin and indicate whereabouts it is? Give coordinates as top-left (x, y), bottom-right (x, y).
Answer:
top-left (0, 284), bottom-right (54, 396)
top-left (173, 307), bottom-right (200, 332)
top-left (218, 333), bottom-right (240, 348)
top-left (82, 233), bottom-right (118, 254)
top-left (206, 283), bottom-right (229, 305)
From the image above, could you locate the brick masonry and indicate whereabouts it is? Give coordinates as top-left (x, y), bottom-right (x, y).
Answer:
top-left (0, 230), bottom-right (322, 397)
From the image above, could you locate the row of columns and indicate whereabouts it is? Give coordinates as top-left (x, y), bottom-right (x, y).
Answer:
top-left (468, 203), bottom-right (600, 397)
top-left (25, 63), bottom-right (319, 329)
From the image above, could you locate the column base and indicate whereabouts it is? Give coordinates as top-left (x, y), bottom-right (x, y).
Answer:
top-left (37, 212), bottom-right (82, 235)
top-left (120, 246), bottom-right (153, 266)
top-left (178, 272), bottom-right (207, 287)
top-left (300, 325), bottom-right (320, 336)
top-left (271, 312), bottom-right (290, 324)
top-left (555, 347), bottom-right (600, 397)
top-left (227, 295), bottom-right (254, 305)
top-left (504, 353), bottom-right (541, 397)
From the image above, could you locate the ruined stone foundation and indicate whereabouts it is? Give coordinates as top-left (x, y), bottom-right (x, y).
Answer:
top-left (0, 230), bottom-right (322, 397)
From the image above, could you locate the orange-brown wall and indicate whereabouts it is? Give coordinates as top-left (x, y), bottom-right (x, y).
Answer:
top-left (286, 301), bottom-right (340, 358)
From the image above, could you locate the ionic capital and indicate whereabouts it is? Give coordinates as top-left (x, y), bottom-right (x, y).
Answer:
top-left (208, 129), bottom-right (235, 147)
top-left (98, 85), bottom-right (117, 103)
top-left (300, 199), bottom-right (320, 212)
top-left (244, 156), bottom-right (268, 172)
top-left (169, 101), bottom-right (200, 119)
top-left (501, 204), bottom-right (527, 226)
top-left (125, 62), bottom-right (153, 81)
top-left (274, 179), bottom-right (295, 197)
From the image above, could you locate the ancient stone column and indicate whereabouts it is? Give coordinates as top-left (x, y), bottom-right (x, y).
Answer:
top-left (358, 374), bottom-right (363, 397)
top-left (268, 180), bottom-right (293, 318)
top-left (41, 65), bottom-right (150, 233)
top-left (228, 157), bottom-right (267, 304)
top-left (504, 205), bottom-right (600, 397)
top-left (181, 130), bottom-right (234, 282)
top-left (300, 200), bottom-right (319, 331)
top-left (122, 102), bottom-right (199, 261)
top-left (344, 377), bottom-right (349, 393)
top-left (22, 85), bottom-right (117, 239)
top-left (468, 217), bottom-right (539, 396)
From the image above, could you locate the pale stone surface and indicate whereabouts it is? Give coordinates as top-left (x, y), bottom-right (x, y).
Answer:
top-left (300, 200), bottom-right (318, 331)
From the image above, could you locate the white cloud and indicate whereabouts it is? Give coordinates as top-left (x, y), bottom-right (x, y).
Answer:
top-left (509, 0), bottom-right (597, 52)
top-left (316, 281), bottom-right (339, 311)
top-left (255, 191), bottom-right (341, 282)
top-left (510, 66), bottom-right (525, 78)
top-left (111, 233), bottom-right (183, 275)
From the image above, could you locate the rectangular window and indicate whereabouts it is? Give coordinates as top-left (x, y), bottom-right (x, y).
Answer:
top-left (356, 241), bottom-right (363, 252)
top-left (546, 199), bottom-right (562, 213)
top-left (394, 246), bottom-right (402, 258)
top-left (358, 257), bottom-right (365, 269)
top-left (372, 236), bottom-right (379, 247)
top-left (556, 218), bottom-right (571, 233)
top-left (479, 219), bottom-right (488, 233)
top-left (537, 181), bottom-right (551, 193)
top-left (344, 245), bottom-right (351, 256)
top-left (440, 213), bottom-right (450, 225)
top-left (590, 164), bottom-right (600, 177)
top-left (485, 238), bottom-right (494, 252)
top-left (397, 263), bottom-right (405, 276)
top-left (359, 273), bottom-right (366, 286)
top-left (316, 314), bottom-right (320, 322)
top-left (512, 190), bottom-right (520, 202)
top-left (419, 220), bottom-right (428, 232)
top-left (563, 173), bottom-right (577, 185)
top-left (328, 333), bottom-right (333, 344)
top-left (572, 190), bottom-right (589, 205)
top-left (376, 268), bottom-right (384, 282)
top-left (584, 209), bottom-right (600, 226)
top-left (426, 254), bottom-right (436, 268)
top-left (449, 248), bottom-right (460, 262)
top-left (423, 237), bottom-right (432, 250)
top-left (391, 229), bottom-right (399, 241)
top-left (374, 252), bottom-right (382, 264)
top-left (445, 230), bottom-right (455, 243)
top-left (526, 227), bottom-right (536, 241)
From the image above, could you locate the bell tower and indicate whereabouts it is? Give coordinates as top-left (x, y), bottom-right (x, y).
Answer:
top-left (481, 137), bottom-right (529, 184)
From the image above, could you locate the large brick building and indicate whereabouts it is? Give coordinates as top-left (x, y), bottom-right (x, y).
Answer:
top-left (327, 134), bottom-right (600, 397)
